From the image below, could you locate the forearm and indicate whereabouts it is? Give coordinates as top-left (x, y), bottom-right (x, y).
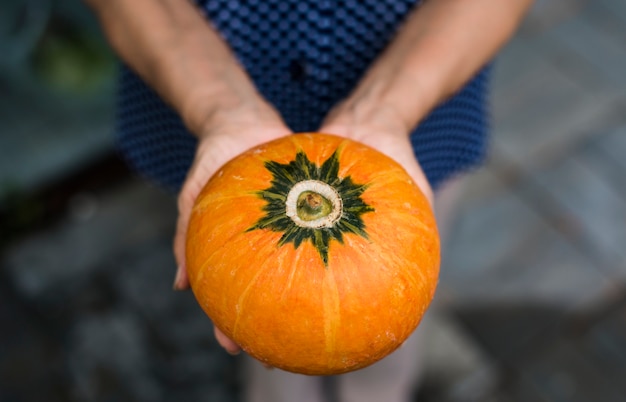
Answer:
top-left (85, 0), bottom-right (262, 135)
top-left (342, 0), bottom-right (534, 131)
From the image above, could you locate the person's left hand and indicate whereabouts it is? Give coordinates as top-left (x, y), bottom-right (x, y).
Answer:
top-left (319, 101), bottom-right (433, 205)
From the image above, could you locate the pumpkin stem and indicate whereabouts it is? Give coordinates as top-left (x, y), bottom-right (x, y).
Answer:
top-left (285, 180), bottom-right (343, 229)
top-left (306, 193), bottom-right (322, 209)
top-left (297, 191), bottom-right (332, 221)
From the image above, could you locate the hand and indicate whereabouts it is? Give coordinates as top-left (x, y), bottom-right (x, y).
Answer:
top-left (173, 101), bottom-right (291, 355)
top-left (319, 101), bottom-right (433, 205)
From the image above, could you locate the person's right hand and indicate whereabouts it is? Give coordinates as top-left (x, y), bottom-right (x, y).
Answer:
top-left (173, 100), bottom-right (291, 355)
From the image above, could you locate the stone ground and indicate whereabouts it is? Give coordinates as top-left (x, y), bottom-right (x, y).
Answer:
top-left (2, 1), bottom-right (626, 401)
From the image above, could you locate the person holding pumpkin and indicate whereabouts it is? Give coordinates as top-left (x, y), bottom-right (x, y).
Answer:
top-left (85, 0), bottom-right (533, 401)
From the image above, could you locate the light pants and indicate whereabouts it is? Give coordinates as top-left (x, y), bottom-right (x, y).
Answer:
top-left (243, 326), bottom-right (424, 402)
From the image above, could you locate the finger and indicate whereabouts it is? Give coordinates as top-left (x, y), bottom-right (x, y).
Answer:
top-left (173, 212), bottom-right (190, 289)
top-left (173, 179), bottom-right (201, 290)
top-left (172, 261), bottom-right (189, 291)
top-left (214, 326), bottom-right (241, 355)
top-left (173, 213), bottom-right (189, 287)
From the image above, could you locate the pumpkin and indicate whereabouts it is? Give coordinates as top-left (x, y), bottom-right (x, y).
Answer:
top-left (186, 133), bottom-right (439, 375)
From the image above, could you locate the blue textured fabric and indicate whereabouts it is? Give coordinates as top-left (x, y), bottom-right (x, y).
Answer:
top-left (117, 0), bottom-right (490, 192)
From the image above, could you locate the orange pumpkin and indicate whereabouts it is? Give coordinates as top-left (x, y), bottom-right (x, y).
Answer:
top-left (186, 133), bottom-right (439, 375)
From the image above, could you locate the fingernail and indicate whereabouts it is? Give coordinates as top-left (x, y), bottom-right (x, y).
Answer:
top-left (172, 266), bottom-right (184, 290)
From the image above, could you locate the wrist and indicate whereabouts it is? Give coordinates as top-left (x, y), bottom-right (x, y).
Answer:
top-left (330, 72), bottom-right (439, 138)
top-left (180, 71), bottom-right (265, 138)
top-left (192, 91), bottom-right (289, 153)
top-left (323, 92), bottom-right (412, 143)
top-left (377, 70), bottom-right (440, 131)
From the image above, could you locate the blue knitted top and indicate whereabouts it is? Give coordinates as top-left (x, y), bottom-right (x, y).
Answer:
top-left (117, 0), bottom-right (490, 192)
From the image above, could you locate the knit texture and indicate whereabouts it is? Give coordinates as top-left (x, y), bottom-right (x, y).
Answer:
top-left (117, 0), bottom-right (490, 192)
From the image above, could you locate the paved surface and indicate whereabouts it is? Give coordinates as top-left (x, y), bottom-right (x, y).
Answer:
top-left (433, 1), bottom-right (626, 400)
top-left (1, 1), bottom-right (626, 401)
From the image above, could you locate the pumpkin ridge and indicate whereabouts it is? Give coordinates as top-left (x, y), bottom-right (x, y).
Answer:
top-left (361, 169), bottom-right (414, 190)
top-left (322, 267), bottom-right (341, 364)
top-left (334, 151), bottom-right (359, 176)
top-left (195, 192), bottom-right (260, 207)
top-left (369, 204), bottom-right (433, 233)
top-left (191, 221), bottom-right (260, 285)
top-left (231, 253), bottom-right (277, 342)
top-left (366, 226), bottom-right (430, 293)
top-left (280, 245), bottom-right (302, 301)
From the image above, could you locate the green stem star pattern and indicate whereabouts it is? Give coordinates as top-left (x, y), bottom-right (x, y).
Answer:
top-left (247, 148), bottom-right (375, 266)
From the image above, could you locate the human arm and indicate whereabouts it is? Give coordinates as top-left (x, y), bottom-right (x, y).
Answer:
top-left (320, 0), bottom-right (534, 200)
top-left (85, 0), bottom-right (290, 354)
top-left (84, 0), bottom-right (280, 135)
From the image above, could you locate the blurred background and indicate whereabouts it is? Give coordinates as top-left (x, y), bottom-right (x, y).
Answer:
top-left (1, 0), bottom-right (625, 401)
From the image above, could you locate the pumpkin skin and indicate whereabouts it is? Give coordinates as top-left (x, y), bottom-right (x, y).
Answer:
top-left (186, 133), bottom-right (439, 375)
